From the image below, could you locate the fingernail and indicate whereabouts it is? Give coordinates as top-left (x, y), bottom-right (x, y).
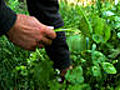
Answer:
top-left (47, 26), bottom-right (54, 30)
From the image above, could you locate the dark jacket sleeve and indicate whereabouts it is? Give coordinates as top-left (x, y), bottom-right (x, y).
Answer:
top-left (27, 0), bottom-right (64, 29)
top-left (27, 0), bottom-right (71, 70)
top-left (0, 0), bottom-right (17, 36)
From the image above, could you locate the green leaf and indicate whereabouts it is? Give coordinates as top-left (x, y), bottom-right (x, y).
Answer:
top-left (91, 16), bottom-right (111, 43)
top-left (92, 66), bottom-right (101, 77)
top-left (65, 66), bottom-right (84, 84)
top-left (117, 32), bottom-right (120, 39)
top-left (33, 60), bottom-right (54, 89)
top-left (67, 35), bottom-right (86, 52)
top-left (79, 18), bottom-right (91, 37)
top-left (102, 62), bottom-right (117, 74)
top-left (78, 7), bottom-right (93, 36)
top-left (108, 48), bottom-right (120, 59)
top-left (92, 43), bottom-right (97, 50)
top-left (92, 34), bottom-right (102, 44)
top-left (48, 80), bottom-right (64, 90)
top-left (104, 24), bottom-right (111, 42)
top-left (92, 51), bottom-right (106, 65)
top-left (103, 11), bottom-right (115, 17)
top-left (68, 84), bottom-right (91, 90)
top-left (92, 16), bottom-right (105, 35)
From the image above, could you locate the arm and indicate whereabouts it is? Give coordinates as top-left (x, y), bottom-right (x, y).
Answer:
top-left (0, 0), bottom-right (56, 50)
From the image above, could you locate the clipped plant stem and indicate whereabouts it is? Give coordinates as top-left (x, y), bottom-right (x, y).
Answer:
top-left (54, 28), bottom-right (76, 32)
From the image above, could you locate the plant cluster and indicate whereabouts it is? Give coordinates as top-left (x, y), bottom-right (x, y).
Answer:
top-left (0, 0), bottom-right (120, 90)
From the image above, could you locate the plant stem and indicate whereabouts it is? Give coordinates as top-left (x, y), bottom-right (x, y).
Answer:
top-left (54, 28), bottom-right (75, 32)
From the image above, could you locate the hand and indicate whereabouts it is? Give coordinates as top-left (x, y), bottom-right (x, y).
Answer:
top-left (60, 65), bottom-right (73, 77)
top-left (59, 65), bottom-right (73, 83)
top-left (7, 14), bottom-right (56, 51)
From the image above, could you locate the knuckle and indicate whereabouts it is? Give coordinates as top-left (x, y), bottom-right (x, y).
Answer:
top-left (31, 16), bottom-right (36, 20)
top-left (35, 27), bottom-right (40, 31)
top-left (31, 16), bottom-right (35, 19)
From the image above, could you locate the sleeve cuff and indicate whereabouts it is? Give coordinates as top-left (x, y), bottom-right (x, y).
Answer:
top-left (0, 3), bottom-right (17, 36)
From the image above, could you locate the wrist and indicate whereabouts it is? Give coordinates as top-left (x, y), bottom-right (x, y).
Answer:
top-left (60, 65), bottom-right (73, 77)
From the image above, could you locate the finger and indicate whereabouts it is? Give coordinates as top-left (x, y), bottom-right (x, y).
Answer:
top-left (43, 27), bottom-right (56, 39)
top-left (41, 37), bottom-right (52, 46)
top-left (33, 19), bottom-right (56, 39)
top-left (31, 19), bottom-right (56, 39)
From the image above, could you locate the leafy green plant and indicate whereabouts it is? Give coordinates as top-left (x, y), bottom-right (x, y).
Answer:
top-left (0, 0), bottom-right (120, 89)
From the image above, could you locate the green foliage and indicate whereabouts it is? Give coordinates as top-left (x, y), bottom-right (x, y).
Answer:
top-left (65, 66), bottom-right (84, 84)
top-left (60, 1), bottom-right (120, 89)
top-left (91, 16), bottom-right (111, 43)
top-left (0, 0), bottom-right (120, 89)
top-left (67, 35), bottom-right (86, 53)
top-left (68, 84), bottom-right (91, 90)
top-left (7, 0), bottom-right (28, 14)
top-left (102, 62), bottom-right (117, 74)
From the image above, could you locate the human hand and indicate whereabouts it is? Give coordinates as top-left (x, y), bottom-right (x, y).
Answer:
top-left (59, 65), bottom-right (73, 83)
top-left (60, 65), bottom-right (73, 77)
top-left (7, 14), bottom-right (56, 51)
